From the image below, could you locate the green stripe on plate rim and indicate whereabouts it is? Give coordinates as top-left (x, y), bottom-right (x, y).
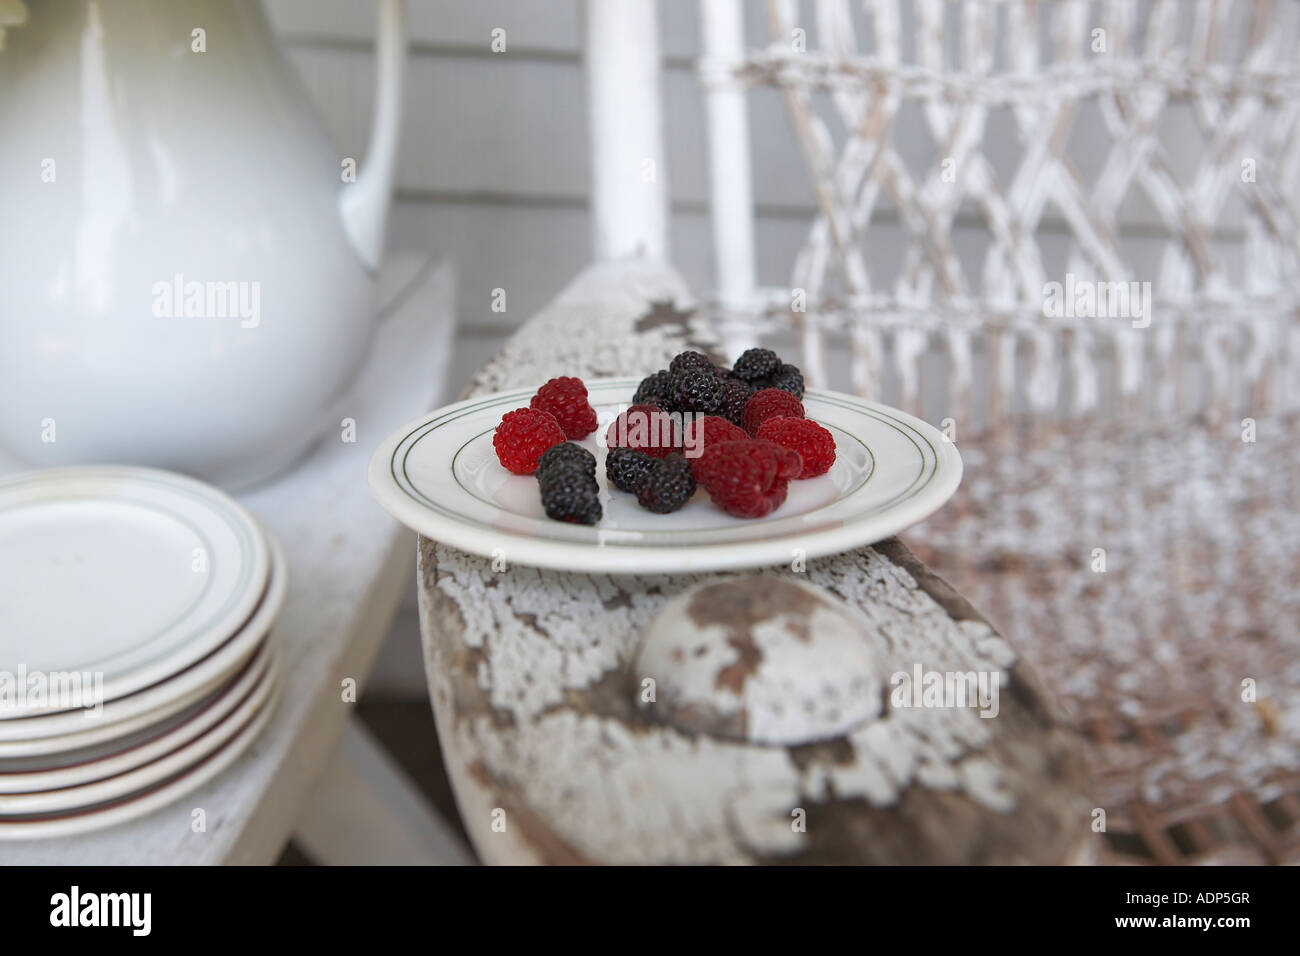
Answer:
top-left (387, 379), bottom-right (940, 547)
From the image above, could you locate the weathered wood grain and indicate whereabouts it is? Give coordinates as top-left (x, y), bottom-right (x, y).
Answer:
top-left (417, 259), bottom-right (1089, 864)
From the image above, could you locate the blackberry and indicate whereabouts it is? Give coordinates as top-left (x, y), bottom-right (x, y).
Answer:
top-left (760, 363), bottom-right (805, 400)
top-left (538, 467), bottom-right (602, 524)
top-left (670, 367), bottom-right (726, 415)
top-left (605, 446), bottom-right (658, 494)
top-left (732, 348), bottom-right (782, 383)
top-left (536, 442), bottom-right (596, 480)
top-left (636, 453), bottom-right (697, 514)
top-left (633, 369), bottom-right (675, 407)
top-left (669, 350), bottom-right (716, 377)
top-left (719, 379), bottom-right (754, 426)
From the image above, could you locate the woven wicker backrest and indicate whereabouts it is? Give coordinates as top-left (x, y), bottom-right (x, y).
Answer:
top-left (704, 0), bottom-right (1300, 432)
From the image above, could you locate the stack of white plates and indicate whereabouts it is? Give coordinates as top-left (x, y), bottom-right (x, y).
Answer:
top-left (0, 466), bottom-right (285, 839)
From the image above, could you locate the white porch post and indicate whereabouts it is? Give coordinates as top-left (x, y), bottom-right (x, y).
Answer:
top-left (584, 0), bottom-right (668, 261)
top-left (699, 0), bottom-right (756, 330)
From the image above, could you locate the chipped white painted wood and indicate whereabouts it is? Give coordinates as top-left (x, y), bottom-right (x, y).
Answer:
top-left (0, 258), bottom-right (455, 864)
top-left (636, 577), bottom-right (884, 745)
top-left (417, 258), bottom-right (1088, 865)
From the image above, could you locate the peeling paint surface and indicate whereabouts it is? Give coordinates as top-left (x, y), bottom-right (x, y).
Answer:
top-left (636, 578), bottom-right (886, 744)
top-left (416, 263), bottom-right (1088, 864)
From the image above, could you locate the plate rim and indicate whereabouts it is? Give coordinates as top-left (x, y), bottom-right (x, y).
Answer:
top-left (0, 649), bottom-right (279, 815)
top-left (0, 465), bottom-right (270, 715)
top-left (0, 530), bottom-right (287, 745)
top-left (0, 677), bottom-right (280, 840)
top-left (369, 378), bottom-right (963, 573)
top-left (0, 643), bottom-right (275, 792)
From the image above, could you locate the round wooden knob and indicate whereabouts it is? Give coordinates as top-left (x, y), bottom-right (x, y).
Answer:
top-left (633, 577), bottom-right (883, 745)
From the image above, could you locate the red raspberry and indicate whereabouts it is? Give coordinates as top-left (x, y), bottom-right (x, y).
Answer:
top-left (742, 388), bottom-right (804, 435)
top-left (756, 417), bottom-right (836, 478)
top-left (681, 415), bottom-right (747, 468)
top-left (530, 376), bottom-right (598, 440)
top-left (605, 404), bottom-right (680, 459)
top-left (493, 407), bottom-right (566, 475)
top-left (757, 439), bottom-right (804, 480)
top-left (693, 440), bottom-right (791, 519)
top-left (763, 478), bottom-right (789, 512)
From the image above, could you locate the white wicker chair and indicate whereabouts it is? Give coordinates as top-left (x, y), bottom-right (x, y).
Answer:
top-left (411, 0), bottom-right (1294, 864)
top-left (693, 0), bottom-right (1300, 863)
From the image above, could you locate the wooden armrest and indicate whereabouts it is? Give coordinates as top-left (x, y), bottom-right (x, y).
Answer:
top-left (416, 259), bottom-right (1089, 865)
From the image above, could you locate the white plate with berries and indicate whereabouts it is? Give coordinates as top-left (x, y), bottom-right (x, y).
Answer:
top-left (369, 352), bottom-right (961, 573)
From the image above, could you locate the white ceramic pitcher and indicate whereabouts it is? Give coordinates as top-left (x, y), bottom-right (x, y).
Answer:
top-left (0, 0), bottom-right (406, 488)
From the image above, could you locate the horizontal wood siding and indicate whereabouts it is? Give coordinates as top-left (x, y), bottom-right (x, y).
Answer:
top-left (265, 0), bottom-right (1249, 396)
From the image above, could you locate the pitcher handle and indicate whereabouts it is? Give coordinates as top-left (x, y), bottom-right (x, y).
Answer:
top-left (339, 0), bottom-right (407, 272)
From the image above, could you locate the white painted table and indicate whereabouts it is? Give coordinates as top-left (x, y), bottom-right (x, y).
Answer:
top-left (0, 256), bottom-right (471, 865)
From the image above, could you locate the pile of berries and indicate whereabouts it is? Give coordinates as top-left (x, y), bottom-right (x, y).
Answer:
top-left (491, 377), bottom-right (598, 476)
top-left (630, 347), bottom-right (805, 426)
top-left (492, 349), bottom-right (835, 525)
top-left (491, 378), bottom-right (601, 524)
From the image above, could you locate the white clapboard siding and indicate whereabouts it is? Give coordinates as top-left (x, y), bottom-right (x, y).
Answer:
top-left (266, 0), bottom-right (582, 54)
top-left (266, 0), bottom-right (1198, 223)
top-left (279, 39), bottom-right (818, 209)
top-left (267, 0), bottom-right (807, 394)
top-left (265, 0), bottom-right (1245, 399)
top-left (386, 194), bottom-right (825, 346)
